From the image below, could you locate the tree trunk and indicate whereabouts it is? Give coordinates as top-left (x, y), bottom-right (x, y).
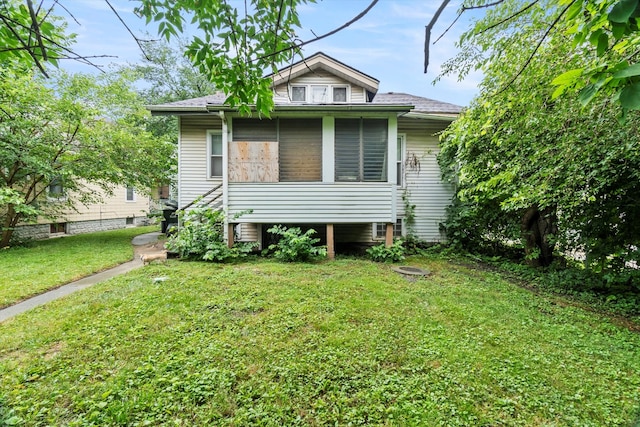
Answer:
top-left (1, 204), bottom-right (19, 247)
top-left (521, 205), bottom-right (557, 267)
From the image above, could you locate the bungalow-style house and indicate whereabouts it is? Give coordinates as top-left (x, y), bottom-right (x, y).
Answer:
top-left (149, 52), bottom-right (462, 257)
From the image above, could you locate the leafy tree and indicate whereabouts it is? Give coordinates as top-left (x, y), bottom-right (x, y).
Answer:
top-left (431, 0), bottom-right (640, 111)
top-left (439, 1), bottom-right (640, 279)
top-left (124, 38), bottom-right (217, 140)
top-left (0, 64), bottom-right (174, 247)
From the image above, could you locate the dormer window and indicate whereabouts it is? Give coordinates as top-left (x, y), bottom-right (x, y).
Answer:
top-left (291, 86), bottom-right (306, 102)
top-left (289, 84), bottom-right (350, 103)
top-left (333, 86), bottom-right (347, 102)
top-left (311, 85), bottom-right (329, 103)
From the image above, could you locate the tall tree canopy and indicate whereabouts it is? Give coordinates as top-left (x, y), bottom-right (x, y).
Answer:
top-left (0, 64), bottom-right (174, 246)
top-left (439, 0), bottom-right (640, 281)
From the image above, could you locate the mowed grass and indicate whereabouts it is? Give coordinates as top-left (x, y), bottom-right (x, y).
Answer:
top-left (1, 256), bottom-right (639, 426)
top-left (0, 226), bottom-right (158, 308)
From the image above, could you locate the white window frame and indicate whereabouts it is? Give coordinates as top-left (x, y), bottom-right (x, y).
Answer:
top-left (288, 84), bottom-right (351, 103)
top-left (207, 129), bottom-right (223, 179)
top-left (397, 134), bottom-right (406, 188)
top-left (332, 85), bottom-right (349, 103)
top-left (125, 186), bottom-right (136, 202)
top-left (290, 85), bottom-right (306, 102)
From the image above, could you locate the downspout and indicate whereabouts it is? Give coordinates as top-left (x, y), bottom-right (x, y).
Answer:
top-left (218, 111), bottom-right (231, 245)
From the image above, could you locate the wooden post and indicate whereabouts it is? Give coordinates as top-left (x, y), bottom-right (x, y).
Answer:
top-left (326, 224), bottom-right (335, 260)
top-left (228, 223), bottom-right (235, 248)
top-left (385, 223), bottom-right (394, 247)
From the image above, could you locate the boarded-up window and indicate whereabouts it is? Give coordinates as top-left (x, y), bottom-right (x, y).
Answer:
top-left (279, 118), bottom-right (322, 182)
top-left (335, 118), bottom-right (388, 182)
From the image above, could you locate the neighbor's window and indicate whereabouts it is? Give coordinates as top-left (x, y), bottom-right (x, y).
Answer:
top-left (126, 186), bottom-right (135, 201)
top-left (335, 118), bottom-right (388, 182)
top-left (333, 86), bottom-right (348, 102)
top-left (48, 177), bottom-right (64, 198)
top-left (209, 131), bottom-right (223, 178)
top-left (291, 86), bottom-right (306, 102)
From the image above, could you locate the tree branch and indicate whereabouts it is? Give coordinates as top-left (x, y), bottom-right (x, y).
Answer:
top-left (424, 0), bottom-right (451, 73)
top-left (256, 0), bottom-right (379, 62)
top-left (496, 0), bottom-right (576, 95)
top-left (105, 0), bottom-right (153, 62)
top-left (475, 0), bottom-right (540, 36)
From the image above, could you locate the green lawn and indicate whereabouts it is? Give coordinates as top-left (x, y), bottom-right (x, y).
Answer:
top-left (1, 256), bottom-right (638, 426)
top-left (0, 226), bottom-right (158, 308)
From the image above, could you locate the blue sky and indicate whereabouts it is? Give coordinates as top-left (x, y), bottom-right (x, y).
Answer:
top-left (60, 0), bottom-right (482, 106)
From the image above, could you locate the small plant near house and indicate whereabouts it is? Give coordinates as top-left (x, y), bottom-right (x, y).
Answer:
top-left (266, 225), bottom-right (327, 262)
top-left (367, 239), bottom-right (406, 263)
top-left (166, 204), bottom-right (255, 262)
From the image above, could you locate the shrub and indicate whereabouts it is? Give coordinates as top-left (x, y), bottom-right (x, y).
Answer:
top-left (367, 239), bottom-right (406, 263)
top-left (166, 204), bottom-right (255, 262)
top-left (266, 225), bottom-right (327, 262)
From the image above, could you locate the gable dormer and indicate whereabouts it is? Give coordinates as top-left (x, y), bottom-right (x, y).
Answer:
top-left (269, 52), bottom-right (379, 104)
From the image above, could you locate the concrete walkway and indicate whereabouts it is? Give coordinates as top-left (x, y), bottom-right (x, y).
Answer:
top-left (0, 232), bottom-right (163, 323)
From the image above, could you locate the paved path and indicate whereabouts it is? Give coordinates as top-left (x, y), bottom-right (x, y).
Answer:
top-left (0, 232), bottom-right (163, 323)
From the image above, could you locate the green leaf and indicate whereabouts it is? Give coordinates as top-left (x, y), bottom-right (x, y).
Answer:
top-left (597, 32), bottom-right (609, 56)
top-left (578, 83), bottom-right (598, 106)
top-left (611, 21), bottom-right (628, 39)
top-left (608, 0), bottom-right (639, 23)
top-left (619, 81), bottom-right (640, 109)
top-left (613, 62), bottom-right (640, 78)
top-left (551, 68), bottom-right (583, 86)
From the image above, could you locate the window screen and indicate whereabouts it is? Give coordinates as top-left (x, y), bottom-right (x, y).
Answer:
top-left (279, 118), bottom-right (322, 182)
top-left (335, 118), bottom-right (388, 182)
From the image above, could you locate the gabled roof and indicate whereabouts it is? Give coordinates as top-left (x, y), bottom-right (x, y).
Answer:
top-left (267, 52), bottom-right (380, 94)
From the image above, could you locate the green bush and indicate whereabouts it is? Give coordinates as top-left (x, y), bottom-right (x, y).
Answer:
top-left (367, 239), bottom-right (406, 263)
top-left (166, 204), bottom-right (255, 262)
top-left (266, 225), bottom-right (327, 262)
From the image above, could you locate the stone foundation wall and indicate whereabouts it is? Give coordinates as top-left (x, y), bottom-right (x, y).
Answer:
top-left (12, 216), bottom-right (150, 242)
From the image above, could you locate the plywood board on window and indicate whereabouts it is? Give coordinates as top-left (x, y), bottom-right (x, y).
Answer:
top-left (229, 141), bottom-right (279, 182)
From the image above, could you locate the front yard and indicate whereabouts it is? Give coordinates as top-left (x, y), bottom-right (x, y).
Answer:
top-left (1, 255), bottom-right (639, 426)
top-left (0, 226), bottom-right (157, 308)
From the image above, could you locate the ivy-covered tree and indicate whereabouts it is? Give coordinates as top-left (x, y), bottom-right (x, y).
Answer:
top-left (0, 65), bottom-right (174, 247)
top-left (439, 0), bottom-right (640, 279)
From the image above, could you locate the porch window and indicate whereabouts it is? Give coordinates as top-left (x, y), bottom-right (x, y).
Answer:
top-left (279, 118), bottom-right (322, 182)
top-left (208, 131), bottom-right (223, 178)
top-left (335, 118), bottom-right (388, 182)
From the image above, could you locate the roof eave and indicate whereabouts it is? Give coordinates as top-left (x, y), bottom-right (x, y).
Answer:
top-left (402, 111), bottom-right (459, 121)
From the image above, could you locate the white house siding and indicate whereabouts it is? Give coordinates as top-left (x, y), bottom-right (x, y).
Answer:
top-left (272, 72), bottom-right (367, 104)
top-left (180, 115), bottom-right (223, 208)
top-left (227, 183), bottom-right (395, 224)
top-left (397, 118), bottom-right (455, 242)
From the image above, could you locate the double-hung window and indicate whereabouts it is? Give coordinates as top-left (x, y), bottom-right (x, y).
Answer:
top-left (208, 130), bottom-right (223, 178)
top-left (335, 118), bottom-right (388, 182)
top-left (126, 186), bottom-right (135, 202)
top-left (290, 84), bottom-right (349, 103)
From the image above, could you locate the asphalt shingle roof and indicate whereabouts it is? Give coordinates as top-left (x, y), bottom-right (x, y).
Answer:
top-left (150, 91), bottom-right (463, 115)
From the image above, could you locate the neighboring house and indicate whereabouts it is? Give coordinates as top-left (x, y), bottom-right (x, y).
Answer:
top-left (148, 52), bottom-right (462, 257)
top-left (13, 182), bottom-right (153, 241)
